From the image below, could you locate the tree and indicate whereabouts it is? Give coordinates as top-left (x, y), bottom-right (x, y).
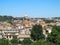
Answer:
top-left (21, 38), bottom-right (32, 45)
top-left (52, 25), bottom-right (60, 33)
top-left (30, 40), bottom-right (55, 45)
top-left (0, 15), bottom-right (17, 22)
top-left (10, 37), bottom-right (19, 45)
top-left (0, 38), bottom-right (9, 45)
top-left (43, 19), bottom-right (56, 23)
top-left (47, 26), bottom-right (60, 45)
top-left (31, 24), bottom-right (45, 41)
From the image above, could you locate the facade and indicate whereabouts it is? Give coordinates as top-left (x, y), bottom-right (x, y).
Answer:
top-left (0, 28), bottom-right (30, 40)
top-left (0, 30), bottom-right (19, 40)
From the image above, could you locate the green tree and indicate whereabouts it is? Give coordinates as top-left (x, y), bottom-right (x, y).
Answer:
top-left (0, 15), bottom-right (17, 22)
top-left (47, 26), bottom-right (60, 45)
top-left (31, 24), bottom-right (45, 41)
top-left (52, 25), bottom-right (60, 32)
top-left (10, 37), bottom-right (19, 45)
top-left (21, 38), bottom-right (32, 45)
top-left (30, 40), bottom-right (55, 45)
top-left (44, 20), bottom-right (56, 23)
top-left (0, 38), bottom-right (9, 45)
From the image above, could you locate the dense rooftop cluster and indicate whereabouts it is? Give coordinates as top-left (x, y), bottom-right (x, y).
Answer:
top-left (0, 15), bottom-right (60, 40)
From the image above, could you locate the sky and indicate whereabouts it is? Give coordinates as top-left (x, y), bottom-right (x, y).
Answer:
top-left (0, 0), bottom-right (60, 18)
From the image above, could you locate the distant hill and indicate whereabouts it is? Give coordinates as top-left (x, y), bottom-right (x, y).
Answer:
top-left (52, 17), bottom-right (60, 19)
top-left (0, 15), bottom-right (17, 21)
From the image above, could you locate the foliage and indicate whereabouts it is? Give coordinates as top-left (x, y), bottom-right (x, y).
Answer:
top-left (0, 15), bottom-right (17, 22)
top-left (52, 25), bottom-right (60, 33)
top-left (21, 38), bottom-right (32, 45)
top-left (31, 24), bottom-right (45, 41)
top-left (44, 19), bottom-right (56, 23)
top-left (0, 38), bottom-right (9, 45)
top-left (47, 26), bottom-right (60, 45)
top-left (30, 40), bottom-right (55, 45)
top-left (10, 37), bottom-right (19, 45)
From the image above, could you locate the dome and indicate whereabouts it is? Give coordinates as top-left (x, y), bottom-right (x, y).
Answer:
top-left (24, 13), bottom-right (29, 19)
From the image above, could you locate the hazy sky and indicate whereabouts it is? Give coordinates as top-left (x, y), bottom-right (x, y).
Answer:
top-left (0, 0), bottom-right (60, 18)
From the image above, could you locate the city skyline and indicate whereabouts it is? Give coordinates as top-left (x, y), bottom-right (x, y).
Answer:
top-left (0, 0), bottom-right (60, 18)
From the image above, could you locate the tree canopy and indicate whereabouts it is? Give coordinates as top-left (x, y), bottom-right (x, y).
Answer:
top-left (31, 24), bottom-right (45, 41)
top-left (21, 38), bottom-right (32, 45)
top-left (47, 26), bottom-right (60, 45)
top-left (30, 40), bottom-right (55, 45)
top-left (0, 38), bottom-right (9, 45)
